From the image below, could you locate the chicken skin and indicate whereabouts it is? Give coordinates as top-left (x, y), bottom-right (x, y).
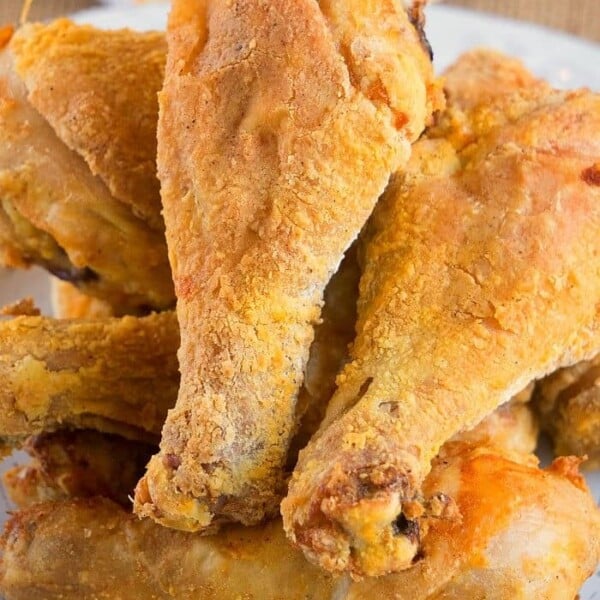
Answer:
top-left (134, 0), bottom-right (441, 532)
top-left (282, 53), bottom-right (600, 577)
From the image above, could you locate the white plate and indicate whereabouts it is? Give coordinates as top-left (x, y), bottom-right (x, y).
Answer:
top-left (0, 3), bottom-right (599, 597)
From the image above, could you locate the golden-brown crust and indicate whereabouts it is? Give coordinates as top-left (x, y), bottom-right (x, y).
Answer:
top-left (282, 64), bottom-right (600, 576)
top-left (0, 24), bottom-right (174, 313)
top-left (10, 20), bottom-right (166, 231)
top-left (0, 312), bottom-right (179, 445)
top-left (1, 441), bottom-right (598, 599)
top-left (3, 430), bottom-right (154, 508)
top-left (442, 48), bottom-right (542, 114)
top-left (534, 354), bottom-right (600, 468)
top-left (135, 0), bottom-right (441, 531)
top-left (431, 48), bottom-right (550, 153)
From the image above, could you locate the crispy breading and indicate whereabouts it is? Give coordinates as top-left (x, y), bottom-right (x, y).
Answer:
top-left (1, 440), bottom-right (598, 599)
top-left (442, 48), bottom-right (542, 114)
top-left (134, 0), bottom-right (442, 532)
top-left (534, 354), bottom-right (600, 468)
top-left (0, 23), bottom-right (174, 313)
top-left (0, 312), bottom-right (179, 446)
top-left (11, 20), bottom-right (166, 231)
top-left (3, 430), bottom-right (155, 508)
top-left (430, 48), bottom-right (550, 152)
top-left (282, 55), bottom-right (600, 577)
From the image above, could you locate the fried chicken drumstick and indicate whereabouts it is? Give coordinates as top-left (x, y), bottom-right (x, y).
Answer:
top-left (2, 424), bottom-right (597, 599)
top-left (534, 353), bottom-right (600, 468)
top-left (0, 312), bottom-right (179, 446)
top-left (282, 51), bottom-right (600, 577)
top-left (134, 0), bottom-right (441, 532)
top-left (0, 21), bottom-right (174, 313)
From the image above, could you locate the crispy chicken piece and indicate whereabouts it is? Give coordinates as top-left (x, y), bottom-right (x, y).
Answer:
top-left (11, 20), bottom-right (165, 231)
top-left (3, 431), bottom-right (155, 508)
top-left (0, 312), bottom-right (179, 446)
top-left (51, 280), bottom-right (114, 319)
top-left (134, 0), bottom-right (442, 532)
top-left (442, 48), bottom-right (543, 114)
top-left (282, 59), bottom-right (600, 576)
top-left (534, 354), bottom-right (600, 468)
top-left (0, 22), bottom-right (174, 313)
top-left (2, 440), bottom-right (597, 599)
top-left (429, 49), bottom-right (551, 156)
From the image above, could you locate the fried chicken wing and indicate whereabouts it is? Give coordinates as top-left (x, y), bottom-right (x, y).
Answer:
top-left (282, 57), bottom-right (600, 576)
top-left (534, 354), bottom-right (600, 468)
top-left (3, 430), bottom-right (155, 508)
top-left (0, 312), bottom-right (179, 446)
top-left (134, 0), bottom-right (442, 532)
top-left (2, 439), bottom-right (597, 599)
top-left (0, 22), bottom-right (174, 313)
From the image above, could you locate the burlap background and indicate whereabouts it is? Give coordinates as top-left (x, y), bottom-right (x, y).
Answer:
top-left (0, 1), bottom-right (599, 42)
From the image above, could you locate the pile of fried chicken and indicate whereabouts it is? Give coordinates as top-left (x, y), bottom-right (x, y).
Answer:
top-left (0, 1), bottom-right (598, 598)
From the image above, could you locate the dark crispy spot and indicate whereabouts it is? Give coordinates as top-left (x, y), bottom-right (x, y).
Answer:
top-left (342, 377), bottom-right (374, 417)
top-left (408, 2), bottom-right (433, 61)
top-left (357, 377), bottom-right (373, 399)
top-left (163, 454), bottom-right (181, 470)
top-left (379, 401), bottom-right (399, 417)
top-left (211, 494), bottom-right (227, 513)
top-left (47, 263), bottom-right (99, 284)
top-left (392, 513), bottom-right (420, 543)
top-left (353, 464), bottom-right (408, 502)
top-left (581, 165), bottom-right (600, 186)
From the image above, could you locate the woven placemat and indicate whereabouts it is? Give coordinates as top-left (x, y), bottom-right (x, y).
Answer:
top-left (0, 0), bottom-right (598, 42)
